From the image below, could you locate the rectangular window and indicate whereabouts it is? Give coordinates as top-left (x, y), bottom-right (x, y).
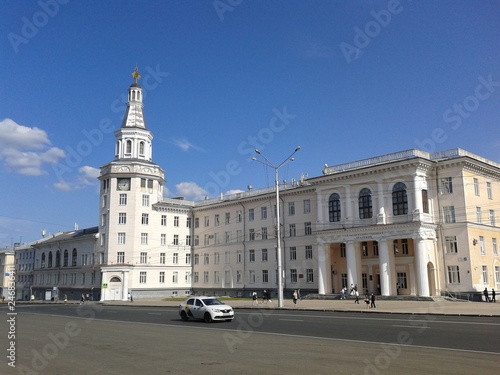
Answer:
top-left (340, 243), bottom-right (346, 258)
top-left (236, 270), bottom-right (242, 283)
top-left (161, 234), bottom-right (166, 246)
top-left (304, 222), bottom-right (312, 236)
top-left (495, 266), bottom-right (500, 285)
top-left (474, 178), bottom-right (480, 196)
top-left (186, 235), bottom-right (191, 246)
top-left (224, 212), bottom-right (230, 224)
top-left (490, 210), bottom-right (496, 226)
top-left (261, 206), bottom-right (267, 220)
top-left (225, 231), bottom-right (230, 243)
top-left (186, 253), bottom-right (191, 265)
top-left (204, 272), bottom-right (209, 283)
top-left (118, 213), bottom-right (126, 224)
top-left (288, 202), bottom-right (295, 216)
top-left (290, 269), bottom-right (297, 283)
top-left (304, 199), bottom-right (311, 214)
top-left (480, 236), bottom-right (486, 255)
top-left (361, 242), bottom-right (368, 257)
top-left (118, 232), bottom-right (126, 245)
top-left (119, 194), bottom-right (127, 205)
top-left (362, 273), bottom-right (368, 290)
top-left (214, 214), bottom-right (220, 226)
top-left (204, 253), bottom-right (209, 265)
top-left (214, 252), bottom-right (219, 265)
top-left (262, 270), bottom-right (269, 283)
top-left (261, 227), bottom-right (267, 240)
top-left (194, 235), bottom-right (199, 246)
top-left (441, 177), bottom-right (453, 194)
top-left (397, 272), bottom-right (407, 289)
top-left (204, 216), bottom-right (209, 227)
top-left (141, 233), bottom-right (148, 245)
top-left (214, 271), bottom-right (220, 284)
top-left (194, 254), bottom-right (199, 265)
top-left (476, 207), bottom-right (482, 223)
top-left (193, 272), bottom-right (199, 283)
top-left (139, 272), bottom-right (146, 284)
top-left (225, 251), bottom-right (230, 264)
top-left (445, 236), bottom-right (458, 253)
top-left (373, 241), bottom-right (379, 256)
top-left (140, 252), bottom-right (147, 264)
top-left (487, 182), bottom-right (492, 199)
top-left (422, 189), bottom-right (429, 213)
top-left (447, 265), bottom-right (460, 284)
top-left (173, 253), bottom-right (178, 264)
top-left (173, 271), bottom-right (178, 284)
top-left (262, 248), bottom-right (268, 262)
top-left (173, 234), bottom-right (179, 245)
top-left (482, 265), bottom-right (488, 284)
top-left (289, 224), bottom-right (296, 237)
top-left (174, 216), bottom-right (179, 227)
top-left (161, 215), bottom-right (167, 226)
top-left (443, 206), bottom-right (456, 223)
top-left (237, 210), bottom-right (242, 223)
top-left (306, 269), bottom-right (314, 283)
top-left (493, 238), bottom-right (498, 256)
top-left (290, 247), bottom-right (297, 261)
top-left (142, 213), bottom-right (149, 225)
top-left (401, 239), bottom-right (409, 255)
top-left (160, 253), bottom-right (166, 264)
top-left (194, 217), bottom-right (199, 228)
top-left (305, 245), bottom-right (313, 259)
top-left (249, 270), bottom-right (255, 283)
top-left (159, 272), bottom-right (165, 283)
top-left (249, 209), bottom-right (254, 221)
top-left (186, 272), bottom-right (192, 284)
top-left (237, 251), bottom-right (242, 263)
top-left (101, 213), bottom-right (107, 226)
top-left (249, 229), bottom-right (255, 241)
top-left (249, 249), bottom-right (255, 262)
top-left (186, 217), bottom-right (192, 228)
top-left (142, 194), bottom-right (149, 206)
top-left (117, 252), bottom-right (125, 263)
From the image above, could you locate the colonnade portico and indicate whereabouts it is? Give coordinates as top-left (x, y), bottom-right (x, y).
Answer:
top-left (316, 225), bottom-right (437, 297)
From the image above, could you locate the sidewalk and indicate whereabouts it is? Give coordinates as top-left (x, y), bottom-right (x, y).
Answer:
top-left (100, 298), bottom-right (500, 317)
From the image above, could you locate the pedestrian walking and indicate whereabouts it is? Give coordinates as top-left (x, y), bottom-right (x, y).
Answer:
top-left (130, 293), bottom-right (134, 302)
top-left (483, 288), bottom-right (490, 302)
top-left (491, 289), bottom-right (496, 303)
top-left (64, 294), bottom-right (68, 304)
top-left (297, 289), bottom-right (301, 301)
top-left (354, 290), bottom-right (359, 304)
top-left (364, 291), bottom-right (370, 309)
top-left (262, 289), bottom-right (267, 304)
top-left (370, 292), bottom-right (376, 309)
top-left (80, 293), bottom-right (85, 305)
top-left (293, 290), bottom-right (298, 305)
top-left (252, 290), bottom-right (259, 306)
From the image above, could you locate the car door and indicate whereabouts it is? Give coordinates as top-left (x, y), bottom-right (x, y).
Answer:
top-left (191, 298), bottom-right (205, 319)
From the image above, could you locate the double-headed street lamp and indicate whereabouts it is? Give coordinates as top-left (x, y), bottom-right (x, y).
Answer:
top-left (252, 146), bottom-right (301, 308)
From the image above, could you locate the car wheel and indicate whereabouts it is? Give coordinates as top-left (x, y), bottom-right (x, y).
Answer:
top-left (204, 312), bottom-right (213, 323)
top-left (180, 311), bottom-right (188, 321)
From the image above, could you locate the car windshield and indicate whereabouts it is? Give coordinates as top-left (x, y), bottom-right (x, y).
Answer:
top-left (202, 298), bottom-right (223, 306)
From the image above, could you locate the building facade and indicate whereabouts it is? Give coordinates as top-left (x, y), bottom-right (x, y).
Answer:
top-left (0, 250), bottom-right (15, 300)
top-left (17, 71), bottom-right (500, 301)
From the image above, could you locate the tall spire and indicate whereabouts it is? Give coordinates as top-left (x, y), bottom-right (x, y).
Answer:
top-left (121, 67), bottom-right (146, 129)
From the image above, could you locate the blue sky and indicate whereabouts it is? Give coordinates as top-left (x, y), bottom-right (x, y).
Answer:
top-left (1, 0), bottom-right (499, 248)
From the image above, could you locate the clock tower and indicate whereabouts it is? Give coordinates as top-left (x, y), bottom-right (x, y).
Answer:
top-left (98, 68), bottom-right (166, 301)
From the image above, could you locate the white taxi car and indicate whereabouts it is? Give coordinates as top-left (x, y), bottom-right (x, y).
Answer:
top-left (179, 296), bottom-right (234, 323)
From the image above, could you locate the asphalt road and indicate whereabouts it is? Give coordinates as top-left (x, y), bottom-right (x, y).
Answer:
top-left (1, 304), bottom-right (499, 375)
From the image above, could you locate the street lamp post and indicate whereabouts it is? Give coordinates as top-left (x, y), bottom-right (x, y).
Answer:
top-left (252, 146), bottom-right (301, 308)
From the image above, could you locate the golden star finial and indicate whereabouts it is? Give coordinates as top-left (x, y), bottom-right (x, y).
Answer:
top-left (132, 67), bottom-right (140, 83)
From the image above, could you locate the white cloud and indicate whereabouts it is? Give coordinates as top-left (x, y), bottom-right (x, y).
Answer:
top-left (171, 138), bottom-right (203, 152)
top-left (0, 118), bottom-right (65, 176)
top-left (174, 182), bottom-right (207, 201)
top-left (53, 180), bottom-right (74, 192)
top-left (53, 166), bottom-right (100, 191)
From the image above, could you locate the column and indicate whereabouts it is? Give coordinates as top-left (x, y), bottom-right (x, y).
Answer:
top-left (378, 239), bottom-right (391, 296)
top-left (346, 241), bottom-right (360, 288)
top-left (317, 241), bottom-right (328, 295)
top-left (122, 269), bottom-right (130, 301)
top-left (413, 175), bottom-right (423, 221)
top-left (345, 185), bottom-right (352, 225)
top-left (376, 181), bottom-right (386, 224)
top-left (414, 236), bottom-right (430, 296)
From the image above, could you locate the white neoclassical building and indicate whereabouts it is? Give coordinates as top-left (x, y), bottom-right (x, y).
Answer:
top-left (20, 70), bottom-right (500, 301)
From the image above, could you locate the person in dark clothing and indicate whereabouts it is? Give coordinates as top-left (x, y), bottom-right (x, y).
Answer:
top-left (483, 288), bottom-right (490, 302)
top-left (370, 292), bottom-right (376, 309)
top-left (491, 289), bottom-right (496, 303)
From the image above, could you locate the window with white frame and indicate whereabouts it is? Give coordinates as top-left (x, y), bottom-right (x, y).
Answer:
top-left (194, 235), bottom-right (199, 246)
top-left (249, 208), bottom-right (254, 221)
top-left (161, 215), bottom-right (167, 226)
top-left (473, 178), bottom-right (480, 196)
top-left (290, 247), bottom-right (297, 261)
top-left (397, 272), bottom-right (407, 289)
top-left (140, 252), bottom-right (147, 264)
top-left (118, 232), bottom-right (126, 245)
top-left (186, 217), bottom-right (192, 228)
top-left (186, 253), bottom-right (191, 265)
top-left (117, 252), bottom-right (125, 263)
top-left (204, 216), bottom-right (209, 227)
top-left (119, 193), bottom-right (127, 205)
top-left (249, 270), bottom-right (255, 283)
top-left (159, 272), bottom-right (165, 283)
top-left (214, 252), bottom-right (219, 264)
top-left (495, 266), bottom-right (500, 285)
top-left (362, 242), bottom-right (368, 257)
top-left (493, 238), bottom-right (498, 256)
top-left (490, 210), bottom-right (496, 226)
top-left (305, 245), bottom-right (313, 259)
top-left (261, 206), bottom-right (267, 219)
top-left (476, 207), bottom-right (482, 223)
top-left (262, 248), bottom-right (268, 262)
top-left (290, 269), bottom-right (297, 283)
top-left (161, 234), bottom-right (166, 246)
top-left (440, 177), bottom-right (453, 194)
top-left (142, 194), bottom-right (149, 206)
top-left (101, 213), bottom-right (107, 226)
top-left (307, 268), bottom-right (314, 283)
top-left (288, 202), bottom-right (295, 216)
top-left (194, 254), bottom-right (199, 265)
top-left (173, 271), bottom-right (178, 284)
top-left (445, 236), bottom-right (458, 253)
top-left (340, 243), bottom-right (346, 258)
top-left (401, 239), bottom-right (409, 255)
top-left (141, 213), bottom-right (149, 225)
top-left (141, 233), bottom-right (148, 245)
top-left (225, 212), bottom-right (230, 224)
top-left (304, 199), bottom-right (311, 214)
top-left (139, 272), bottom-right (147, 284)
top-left (261, 227), bottom-right (267, 239)
top-left (249, 229), bottom-right (255, 241)
top-left (482, 265), bottom-right (488, 284)
top-left (160, 253), bottom-right (166, 264)
top-left (194, 217), bottom-right (199, 228)
top-left (186, 235), bottom-right (191, 246)
top-left (249, 249), bottom-right (255, 262)
top-left (173, 253), bottom-right (178, 264)
top-left (237, 210), bottom-right (242, 223)
top-left (447, 266), bottom-right (460, 283)
top-left (443, 206), bottom-right (456, 223)
top-left (204, 253), bottom-right (209, 265)
top-left (373, 241), bottom-right (379, 256)
top-left (262, 270), bottom-right (269, 283)
top-left (487, 182), bottom-right (492, 199)
top-left (118, 213), bottom-right (126, 224)
top-left (204, 271), bottom-right (209, 283)
top-left (193, 272), bottom-right (199, 283)
top-left (214, 271), bottom-right (220, 284)
top-left (173, 234), bottom-right (179, 245)
top-left (214, 214), bottom-right (220, 226)
top-left (289, 223), bottom-right (296, 237)
top-left (480, 236), bottom-right (486, 255)
top-left (174, 216), bottom-right (179, 227)
top-left (225, 251), bottom-right (230, 264)
top-left (237, 251), bottom-right (242, 263)
top-left (305, 222), bottom-right (312, 235)
top-left (186, 272), bottom-right (191, 283)
top-left (236, 270), bottom-right (242, 283)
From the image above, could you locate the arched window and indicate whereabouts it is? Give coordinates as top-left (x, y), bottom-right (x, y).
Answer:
top-left (328, 193), bottom-right (341, 222)
top-left (110, 276), bottom-right (121, 282)
top-left (72, 248), bottom-right (77, 267)
top-left (359, 188), bottom-right (373, 219)
top-left (63, 250), bottom-right (68, 267)
top-left (41, 253), bottom-right (46, 268)
top-left (115, 141), bottom-right (120, 156)
top-left (139, 141), bottom-right (145, 155)
top-left (55, 250), bottom-right (61, 268)
top-left (48, 251), bottom-right (53, 268)
top-left (126, 140), bottom-right (132, 154)
top-left (392, 182), bottom-right (408, 215)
